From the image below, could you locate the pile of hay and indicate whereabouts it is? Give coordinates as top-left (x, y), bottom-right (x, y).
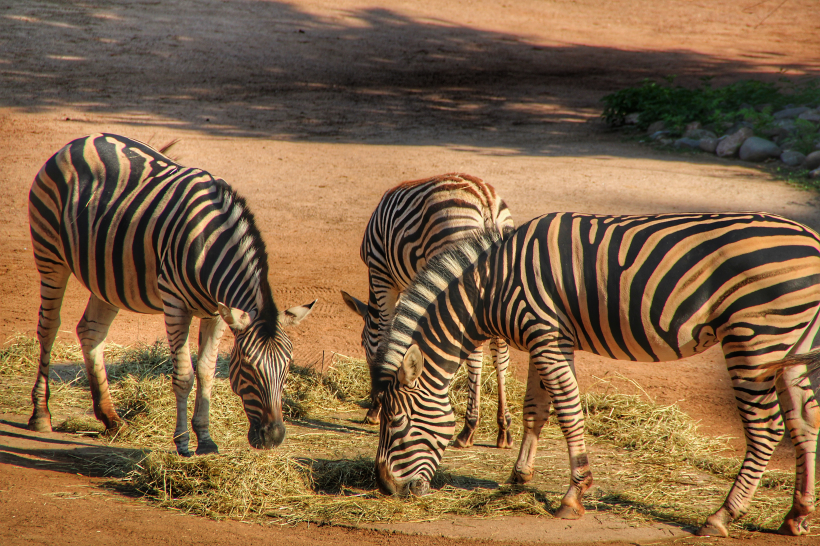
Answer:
top-left (0, 335), bottom-right (803, 532)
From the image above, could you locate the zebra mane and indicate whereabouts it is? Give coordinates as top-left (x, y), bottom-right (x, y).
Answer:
top-left (213, 177), bottom-right (280, 332)
top-left (375, 229), bottom-right (504, 380)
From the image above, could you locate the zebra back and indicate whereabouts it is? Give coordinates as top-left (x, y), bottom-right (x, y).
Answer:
top-left (29, 133), bottom-right (278, 322)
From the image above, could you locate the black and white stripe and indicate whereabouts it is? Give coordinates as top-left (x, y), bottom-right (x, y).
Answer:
top-left (28, 133), bottom-right (315, 455)
top-left (341, 173), bottom-right (515, 448)
top-left (375, 212), bottom-right (820, 537)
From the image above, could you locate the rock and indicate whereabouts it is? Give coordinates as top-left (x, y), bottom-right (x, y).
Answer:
top-left (674, 137), bottom-right (701, 149)
top-left (725, 121), bottom-right (754, 135)
top-left (650, 130), bottom-right (670, 141)
top-left (716, 127), bottom-right (754, 158)
top-left (684, 128), bottom-right (717, 140)
top-left (624, 112), bottom-right (641, 125)
top-left (658, 138), bottom-right (674, 146)
top-left (685, 121), bottom-right (701, 133)
top-left (647, 121), bottom-right (666, 134)
top-left (699, 137), bottom-right (718, 153)
top-left (810, 168), bottom-right (820, 180)
top-left (780, 150), bottom-right (806, 167)
top-left (739, 137), bottom-right (781, 162)
top-left (798, 109), bottom-right (820, 123)
top-left (804, 151), bottom-right (820, 171)
top-left (773, 106), bottom-right (811, 120)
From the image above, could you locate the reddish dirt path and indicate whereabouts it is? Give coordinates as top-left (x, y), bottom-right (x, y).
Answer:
top-left (2, 0), bottom-right (820, 543)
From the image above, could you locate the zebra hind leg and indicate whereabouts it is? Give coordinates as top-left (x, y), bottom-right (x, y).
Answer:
top-left (191, 315), bottom-right (228, 455)
top-left (697, 371), bottom-right (784, 537)
top-left (491, 338), bottom-right (513, 449)
top-left (29, 266), bottom-right (71, 433)
top-left (775, 366), bottom-right (820, 535)
top-left (76, 294), bottom-right (123, 433)
top-left (453, 347), bottom-right (484, 448)
top-left (510, 359), bottom-right (552, 484)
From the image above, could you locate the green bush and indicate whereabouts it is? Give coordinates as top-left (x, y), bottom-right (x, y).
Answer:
top-left (602, 77), bottom-right (820, 135)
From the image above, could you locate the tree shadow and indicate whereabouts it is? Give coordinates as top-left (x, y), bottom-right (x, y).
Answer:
top-left (3, 0), bottom-right (817, 155)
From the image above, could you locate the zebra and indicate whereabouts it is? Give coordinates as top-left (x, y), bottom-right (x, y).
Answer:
top-left (28, 133), bottom-right (316, 456)
top-left (374, 211), bottom-right (820, 537)
top-left (340, 173), bottom-right (516, 448)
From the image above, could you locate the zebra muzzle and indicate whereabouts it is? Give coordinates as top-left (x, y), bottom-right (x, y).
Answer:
top-left (248, 420), bottom-right (286, 449)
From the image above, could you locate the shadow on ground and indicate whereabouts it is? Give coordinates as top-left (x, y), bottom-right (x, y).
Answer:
top-left (3, 0), bottom-right (818, 154)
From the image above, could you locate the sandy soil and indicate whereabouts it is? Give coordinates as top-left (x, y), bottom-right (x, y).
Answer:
top-left (2, 0), bottom-right (820, 543)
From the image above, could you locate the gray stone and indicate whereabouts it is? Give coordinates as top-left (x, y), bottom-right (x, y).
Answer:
top-left (624, 112), bottom-right (641, 125)
top-left (716, 127), bottom-right (754, 158)
top-left (647, 121), bottom-right (666, 134)
top-left (798, 109), bottom-right (820, 123)
top-left (674, 137), bottom-right (701, 149)
top-left (739, 137), bottom-right (781, 162)
top-left (773, 106), bottom-right (811, 120)
top-left (684, 128), bottom-right (717, 140)
top-left (684, 121), bottom-right (701, 133)
top-left (726, 121), bottom-right (754, 135)
top-left (650, 130), bottom-right (670, 141)
top-left (780, 150), bottom-right (806, 167)
top-left (804, 151), bottom-right (820, 171)
top-left (809, 167), bottom-right (820, 180)
top-left (658, 138), bottom-right (674, 146)
top-left (699, 137), bottom-right (718, 153)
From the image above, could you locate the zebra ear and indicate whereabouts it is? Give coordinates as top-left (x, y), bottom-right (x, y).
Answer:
top-left (340, 290), bottom-right (368, 319)
top-left (399, 344), bottom-right (424, 387)
top-left (218, 303), bottom-right (253, 331)
top-left (280, 299), bottom-right (318, 328)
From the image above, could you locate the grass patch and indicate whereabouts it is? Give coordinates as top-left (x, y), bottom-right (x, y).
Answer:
top-left (602, 77), bottom-right (820, 134)
top-left (0, 335), bottom-right (808, 532)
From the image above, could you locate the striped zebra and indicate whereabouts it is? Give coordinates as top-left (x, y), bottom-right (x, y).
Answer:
top-left (28, 133), bottom-right (315, 456)
top-left (340, 173), bottom-right (516, 448)
top-left (374, 212), bottom-right (820, 537)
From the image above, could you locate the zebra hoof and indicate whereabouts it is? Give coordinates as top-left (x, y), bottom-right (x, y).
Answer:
top-left (777, 510), bottom-right (811, 536)
top-left (696, 512), bottom-right (731, 537)
top-left (496, 429), bottom-right (513, 449)
top-left (509, 468), bottom-right (533, 484)
top-left (177, 449), bottom-right (194, 458)
top-left (453, 428), bottom-right (475, 448)
top-left (28, 414), bottom-right (52, 433)
top-left (555, 501), bottom-right (585, 520)
top-left (195, 441), bottom-right (219, 456)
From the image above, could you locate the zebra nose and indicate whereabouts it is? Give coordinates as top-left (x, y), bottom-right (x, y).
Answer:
top-left (408, 477), bottom-right (430, 496)
top-left (248, 420), bottom-right (286, 449)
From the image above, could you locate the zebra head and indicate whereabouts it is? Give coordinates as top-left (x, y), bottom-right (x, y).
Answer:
top-left (375, 343), bottom-right (456, 497)
top-left (219, 300), bottom-right (316, 450)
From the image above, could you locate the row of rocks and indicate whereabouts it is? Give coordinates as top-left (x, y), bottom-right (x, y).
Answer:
top-left (632, 105), bottom-right (820, 179)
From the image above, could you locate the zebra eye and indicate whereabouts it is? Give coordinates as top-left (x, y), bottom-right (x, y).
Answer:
top-left (391, 415), bottom-right (407, 428)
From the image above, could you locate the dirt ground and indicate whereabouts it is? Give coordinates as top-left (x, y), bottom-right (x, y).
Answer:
top-left (2, 0), bottom-right (820, 544)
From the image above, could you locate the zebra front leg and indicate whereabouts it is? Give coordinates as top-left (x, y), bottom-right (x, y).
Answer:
top-left (191, 315), bottom-right (228, 455)
top-left (536, 353), bottom-right (592, 520)
top-left (776, 367), bottom-right (819, 536)
top-left (491, 338), bottom-right (513, 449)
top-left (29, 267), bottom-right (70, 433)
top-left (698, 371), bottom-right (785, 537)
top-left (454, 347), bottom-right (484, 448)
top-left (163, 300), bottom-right (195, 456)
top-left (76, 295), bottom-right (122, 433)
top-left (510, 359), bottom-right (552, 483)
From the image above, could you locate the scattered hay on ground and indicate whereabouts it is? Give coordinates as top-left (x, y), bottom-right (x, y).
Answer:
top-left (0, 335), bottom-right (808, 532)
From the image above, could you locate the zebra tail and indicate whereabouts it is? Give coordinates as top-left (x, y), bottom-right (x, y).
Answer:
top-left (756, 348), bottom-right (820, 383)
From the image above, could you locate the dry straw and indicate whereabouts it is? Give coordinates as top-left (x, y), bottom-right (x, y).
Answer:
top-left (0, 335), bottom-right (805, 532)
